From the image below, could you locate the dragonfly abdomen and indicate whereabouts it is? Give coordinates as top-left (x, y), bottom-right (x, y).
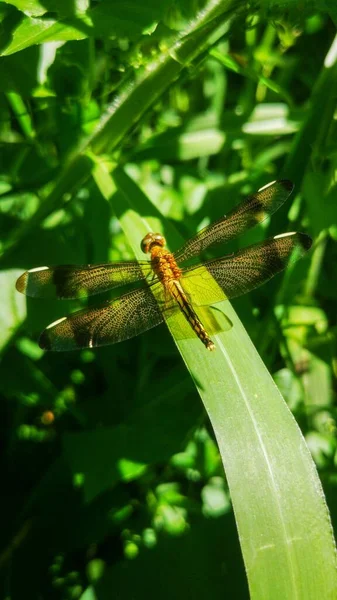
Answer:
top-left (170, 281), bottom-right (215, 351)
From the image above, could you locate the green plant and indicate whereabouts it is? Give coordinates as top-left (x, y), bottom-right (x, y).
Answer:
top-left (1, 1), bottom-right (337, 599)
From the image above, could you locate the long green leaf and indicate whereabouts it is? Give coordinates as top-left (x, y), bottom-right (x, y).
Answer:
top-left (93, 162), bottom-right (337, 600)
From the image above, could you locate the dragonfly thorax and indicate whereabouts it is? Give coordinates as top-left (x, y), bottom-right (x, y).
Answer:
top-left (141, 232), bottom-right (166, 254)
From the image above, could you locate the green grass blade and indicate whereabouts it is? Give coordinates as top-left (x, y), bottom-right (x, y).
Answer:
top-left (5, 91), bottom-right (34, 139)
top-left (93, 162), bottom-right (337, 600)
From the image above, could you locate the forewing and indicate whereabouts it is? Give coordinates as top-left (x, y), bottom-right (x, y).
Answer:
top-left (182, 232), bottom-right (312, 302)
top-left (174, 180), bottom-right (294, 262)
top-left (16, 261), bottom-right (152, 298)
top-left (39, 283), bottom-right (170, 351)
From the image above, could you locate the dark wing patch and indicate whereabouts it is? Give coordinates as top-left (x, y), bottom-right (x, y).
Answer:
top-left (183, 232), bottom-right (312, 301)
top-left (16, 261), bottom-right (152, 299)
top-left (174, 180), bottom-right (294, 263)
top-left (39, 283), bottom-right (173, 351)
top-left (203, 232), bottom-right (312, 299)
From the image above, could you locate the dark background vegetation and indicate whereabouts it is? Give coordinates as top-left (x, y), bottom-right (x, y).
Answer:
top-left (0, 1), bottom-right (336, 598)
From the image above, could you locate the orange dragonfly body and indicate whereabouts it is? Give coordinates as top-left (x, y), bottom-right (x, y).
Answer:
top-left (16, 180), bottom-right (312, 351)
top-left (141, 231), bottom-right (216, 350)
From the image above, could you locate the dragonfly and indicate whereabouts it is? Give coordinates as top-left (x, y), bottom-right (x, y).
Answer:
top-left (16, 180), bottom-right (312, 352)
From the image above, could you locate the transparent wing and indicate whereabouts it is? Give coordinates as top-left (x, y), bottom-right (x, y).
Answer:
top-left (39, 282), bottom-right (171, 351)
top-left (181, 232), bottom-right (312, 304)
top-left (16, 261), bottom-right (152, 299)
top-left (174, 180), bottom-right (294, 263)
top-left (38, 278), bottom-right (230, 351)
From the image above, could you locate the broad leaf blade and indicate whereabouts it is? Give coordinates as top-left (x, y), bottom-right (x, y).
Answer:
top-left (94, 163), bottom-right (337, 600)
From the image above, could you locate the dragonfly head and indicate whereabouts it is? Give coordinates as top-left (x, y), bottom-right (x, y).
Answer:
top-left (141, 233), bottom-right (166, 254)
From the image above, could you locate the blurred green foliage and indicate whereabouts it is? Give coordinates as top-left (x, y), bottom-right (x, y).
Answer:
top-left (0, 0), bottom-right (337, 598)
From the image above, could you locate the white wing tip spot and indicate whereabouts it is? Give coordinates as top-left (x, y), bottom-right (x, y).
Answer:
top-left (274, 232), bottom-right (296, 239)
top-left (29, 266), bottom-right (49, 273)
top-left (258, 180), bottom-right (276, 192)
top-left (46, 316), bottom-right (67, 329)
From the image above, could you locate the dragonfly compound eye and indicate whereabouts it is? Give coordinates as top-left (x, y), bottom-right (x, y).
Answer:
top-left (140, 233), bottom-right (166, 254)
